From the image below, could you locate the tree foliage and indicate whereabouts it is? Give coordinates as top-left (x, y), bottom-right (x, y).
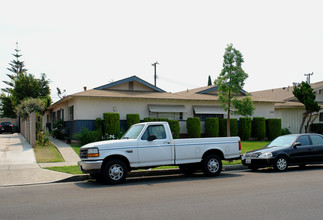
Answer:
top-left (215, 44), bottom-right (253, 136)
top-left (15, 98), bottom-right (46, 120)
top-left (293, 82), bottom-right (320, 133)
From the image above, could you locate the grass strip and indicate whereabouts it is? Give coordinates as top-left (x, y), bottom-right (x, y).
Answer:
top-left (34, 143), bottom-right (64, 163)
top-left (45, 166), bottom-right (83, 175)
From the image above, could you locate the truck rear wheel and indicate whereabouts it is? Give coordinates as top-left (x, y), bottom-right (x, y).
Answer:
top-left (202, 154), bottom-right (222, 177)
top-left (102, 159), bottom-right (127, 184)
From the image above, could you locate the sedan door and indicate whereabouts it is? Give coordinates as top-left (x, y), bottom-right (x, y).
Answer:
top-left (309, 135), bottom-right (323, 163)
top-left (289, 135), bottom-right (313, 164)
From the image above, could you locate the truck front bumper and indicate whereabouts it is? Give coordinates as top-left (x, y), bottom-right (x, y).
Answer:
top-left (78, 160), bottom-right (103, 174)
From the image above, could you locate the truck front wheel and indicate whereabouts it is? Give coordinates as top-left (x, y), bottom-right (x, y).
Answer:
top-left (102, 159), bottom-right (128, 184)
top-left (202, 154), bottom-right (222, 177)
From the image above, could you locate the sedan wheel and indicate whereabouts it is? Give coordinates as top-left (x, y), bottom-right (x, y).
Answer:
top-left (274, 156), bottom-right (288, 172)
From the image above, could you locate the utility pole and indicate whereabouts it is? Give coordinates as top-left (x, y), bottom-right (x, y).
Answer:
top-left (304, 72), bottom-right (314, 84)
top-left (152, 61), bottom-right (159, 87)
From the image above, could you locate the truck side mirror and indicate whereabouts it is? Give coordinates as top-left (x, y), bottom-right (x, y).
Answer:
top-left (147, 135), bottom-right (157, 141)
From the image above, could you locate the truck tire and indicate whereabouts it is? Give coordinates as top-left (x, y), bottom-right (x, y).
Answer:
top-left (202, 154), bottom-right (222, 177)
top-left (102, 159), bottom-right (128, 184)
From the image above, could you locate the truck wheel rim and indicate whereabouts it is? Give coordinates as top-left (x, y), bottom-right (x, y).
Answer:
top-left (109, 164), bottom-right (124, 180)
top-left (277, 158), bottom-right (287, 170)
top-left (208, 159), bottom-right (219, 173)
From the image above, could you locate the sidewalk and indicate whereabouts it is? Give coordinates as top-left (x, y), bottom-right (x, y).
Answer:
top-left (0, 133), bottom-right (77, 187)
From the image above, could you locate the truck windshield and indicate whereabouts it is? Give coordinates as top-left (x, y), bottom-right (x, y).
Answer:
top-left (122, 124), bottom-right (145, 139)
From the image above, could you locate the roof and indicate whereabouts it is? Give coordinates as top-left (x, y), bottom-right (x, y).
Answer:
top-left (94, 75), bottom-right (165, 92)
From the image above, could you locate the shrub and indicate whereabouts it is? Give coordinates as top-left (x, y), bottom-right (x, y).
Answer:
top-left (219, 118), bottom-right (238, 137)
top-left (266, 118), bottom-right (282, 140)
top-left (74, 127), bottom-right (101, 146)
top-left (169, 120), bottom-right (180, 139)
top-left (239, 117), bottom-right (251, 141)
top-left (230, 118), bottom-right (238, 136)
top-left (127, 114), bottom-right (140, 128)
top-left (52, 120), bottom-right (66, 140)
top-left (143, 117), bottom-right (169, 122)
top-left (219, 118), bottom-right (227, 137)
top-left (103, 113), bottom-right (120, 138)
top-left (252, 117), bottom-right (266, 140)
top-left (95, 117), bottom-right (103, 139)
top-left (310, 123), bottom-right (323, 134)
top-left (37, 128), bottom-right (50, 146)
top-left (186, 117), bottom-right (201, 138)
top-left (205, 118), bottom-right (219, 137)
top-left (281, 128), bottom-right (292, 135)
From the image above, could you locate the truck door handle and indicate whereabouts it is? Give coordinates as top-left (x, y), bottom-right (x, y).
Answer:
top-left (163, 142), bottom-right (170, 144)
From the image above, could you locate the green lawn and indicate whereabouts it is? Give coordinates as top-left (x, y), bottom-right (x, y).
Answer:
top-left (34, 143), bottom-right (64, 163)
top-left (71, 144), bottom-right (82, 156)
top-left (45, 166), bottom-right (83, 174)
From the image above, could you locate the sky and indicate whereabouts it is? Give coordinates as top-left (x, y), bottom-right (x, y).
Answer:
top-left (1, 0), bottom-right (322, 102)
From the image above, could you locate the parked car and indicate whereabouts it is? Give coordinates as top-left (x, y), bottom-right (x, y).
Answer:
top-left (241, 133), bottom-right (323, 171)
top-left (0, 122), bottom-right (14, 134)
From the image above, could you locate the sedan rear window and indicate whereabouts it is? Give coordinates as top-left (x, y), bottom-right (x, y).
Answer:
top-left (310, 135), bottom-right (323, 145)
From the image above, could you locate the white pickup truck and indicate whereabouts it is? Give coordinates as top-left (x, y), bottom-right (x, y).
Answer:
top-left (78, 122), bottom-right (241, 184)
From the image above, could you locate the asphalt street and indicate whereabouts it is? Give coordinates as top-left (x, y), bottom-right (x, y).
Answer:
top-left (1, 166), bottom-right (323, 220)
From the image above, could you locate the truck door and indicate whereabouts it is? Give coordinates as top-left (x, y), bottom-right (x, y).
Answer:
top-left (137, 124), bottom-right (173, 167)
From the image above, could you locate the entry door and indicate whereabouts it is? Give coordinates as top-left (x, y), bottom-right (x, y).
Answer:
top-left (137, 125), bottom-right (173, 167)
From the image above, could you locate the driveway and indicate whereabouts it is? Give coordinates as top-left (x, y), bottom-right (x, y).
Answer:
top-left (0, 133), bottom-right (37, 167)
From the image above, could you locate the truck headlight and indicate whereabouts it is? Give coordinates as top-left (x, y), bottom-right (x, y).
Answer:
top-left (258, 152), bottom-right (273, 159)
top-left (88, 148), bottom-right (99, 157)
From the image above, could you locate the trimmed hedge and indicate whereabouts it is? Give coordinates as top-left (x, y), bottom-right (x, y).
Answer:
top-left (126, 114), bottom-right (140, 129)
top-left (205, 118), bottom-right (219, 137)
top-left (310, 123), bottom-right (323, 134)
top-left (95, 117), bottom-right (103, 139)
top-left (252, 117), bottom-right (266, 140)
top-left (239, 117), bottom-right (251, 141)
top-left (266, 118), bottom-right (282, 140)
top-left (169, 120), bottom-right (180, 139)
top-left (103, 113), bottom-right (120, 138)
top-left (219, 118), bottom-right (238, 137)
top-left (143, 117), bottom-right (169, 122)
top-left (186, 117), bottom-right (201, 138)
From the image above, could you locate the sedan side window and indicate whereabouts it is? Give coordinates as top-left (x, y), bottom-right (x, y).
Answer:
top-left (296, 136), bottom-right (311, 146)
top-left (310, 135), bottom-right (323, 145)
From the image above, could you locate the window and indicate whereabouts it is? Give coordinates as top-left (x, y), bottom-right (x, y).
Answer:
top-left (149, 112), bottom-right (183, 120)
top-left (320, 113), bottom-right (323, 122)
top-left (310, 135), bottom-right (323, 145)
top-left (68, 106), bottom-right (74, 120)
top-left (141, 125), bottom-right (166, 140)
top-left (194, 114), bottom-right (224, 121)
top-left (297, 136), bottom-right (311, 146)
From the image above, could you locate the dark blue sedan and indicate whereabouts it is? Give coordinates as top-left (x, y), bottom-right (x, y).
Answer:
top-left (241, 133), bottom-right (323, 171)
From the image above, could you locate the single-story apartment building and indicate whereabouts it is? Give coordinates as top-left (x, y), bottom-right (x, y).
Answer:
top-left (43, 75), bottom-right (323, 137)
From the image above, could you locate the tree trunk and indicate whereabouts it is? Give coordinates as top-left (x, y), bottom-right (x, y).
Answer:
top-left (299, 112), bottom-right (308, 133)
top-left (227, 101), bottom-right (231, 137)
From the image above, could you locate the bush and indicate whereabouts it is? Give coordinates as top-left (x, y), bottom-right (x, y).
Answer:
top-left (52, 120), bottom-right (66, 140)
top-left (266, 118), bottom-right (282, 140)
top-left (103, 113), bottom-right (120, 138)
top-left (186, 117), bottom-right (201, 138)
top-left (230, 118), bottom-right (238, 136)
top-left (95, 118), bottom-right (103, 139)
top-left (205, 118), bottom-right (219, 137)
top-left (281, 128), bottom-right (292, 135)
top-left (127, 114), bottom-right (140, 128)
top-left (310, 123), bottom-right (323, 134)
top-left (252, 117), bottom-right (266, 140)
top-left (219, 118), bottom-right (238, 137)
top-left (143, 117), bottom-right (169, 122)
top-left (169, 120), bottom-right (180, 139)
top-left (239, 117), bottom-right (251, 141)
top-left (74, 127), bottom-right (101, 146)
top-left (37, 128), bottom-right (50, 146)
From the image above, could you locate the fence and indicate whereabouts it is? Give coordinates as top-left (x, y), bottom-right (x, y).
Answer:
top-left (20, 112), bottom-right (36, 147)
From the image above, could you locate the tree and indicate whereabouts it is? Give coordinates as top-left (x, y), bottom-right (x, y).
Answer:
top-left (232, 96), bottom-right (255, 117)
top-left (215, 44), bottom-right (252, 137)
top-left (0, 94), bottom-right (16, 118)
top-left (293, 81), bottom-right (320, 133)
top-left (208, 75), bottom-right (212, 86)
top-left (2, 43), bottom-right (27, 94)
top-left (15, 98), bottom-right (46, 120)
